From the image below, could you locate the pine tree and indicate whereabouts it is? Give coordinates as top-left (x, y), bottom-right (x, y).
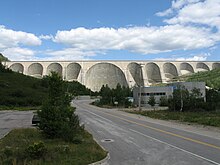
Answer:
top-left (148, 95), bottom-right (156, 110)
top-left (37, 72), bottom-right (81, 141)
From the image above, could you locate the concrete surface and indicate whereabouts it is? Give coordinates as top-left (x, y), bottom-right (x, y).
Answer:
top-left (4, 61), bottom-right (220, 91)
top-left (0, 111), bottom-right (33, 139)
top-left (73, 99), bottom-right (220, 165)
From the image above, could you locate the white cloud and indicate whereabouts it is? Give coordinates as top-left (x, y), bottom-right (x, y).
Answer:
top-left (156, 0), bottom-right (201, 17)
top-left (155, 53), bottom-right (210, 61)
top-left (53, 25), bottom-right (216, 54)
top-left (39, 34), bottom-right (53, 40)
top-left (161, 0), bottom-right (220, 30)
top-left (43, 48), bottom-right (98, 60)
top-left (0, 25), bottom-right (41, 61)
top-left (156, 8), bottom-right (173, 17)
top-left (175, 54), bottom-right (210, 61)
top-left (172, 0), bottom-right (200, 9)
top-left (3, 47), bottom-right (36, 61)
top-left (2, 0), bottom-right (220, 61)
top-left (0, 25), bottom-right (41, 50)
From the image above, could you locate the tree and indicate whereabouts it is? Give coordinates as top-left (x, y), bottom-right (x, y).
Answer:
top-left (188, 88), bottom-right (204, 110)
top-left (159, 96), bottom-right (168, 106)
top-left (168, 87), bottom-right (208, 112)
top-left (168, 87), bottom-right (189, 111)
top-left (205, 89), bottom-right (220, 111)
top-left (148, 95), bottom-right (156, 110)
top-left (37, 72), bottom-right (81, 141)
top-left (99, 85), bottom-right (113, 105)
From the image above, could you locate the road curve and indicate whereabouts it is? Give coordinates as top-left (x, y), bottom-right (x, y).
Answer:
top-left (73, 99), bottom-right (220, 165)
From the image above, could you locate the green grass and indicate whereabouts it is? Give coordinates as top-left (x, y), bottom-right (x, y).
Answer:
top-left (0, 128), bottom-right (107, 165)
top-left (179, 68), bottom-right (220, 89)
top-left (0, 106), bottom-right (41, 111)
top-left (0, 70), bottom-right (48, 107)
top-left (0, 65), bottom-right (93, 109)
top-left (126, 110), bottom-right (220, 127)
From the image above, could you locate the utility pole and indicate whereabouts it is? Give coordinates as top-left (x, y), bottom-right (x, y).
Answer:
top-left (138, 83), bottom-right (142, 111)
top-left (180, 84), bottom-right (183, 111)
top-left (138, 64), bottom-right (144, 111)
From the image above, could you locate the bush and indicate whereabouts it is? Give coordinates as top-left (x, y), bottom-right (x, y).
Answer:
top-left (25, 141), bottom-right (47, 159)
top-left (159, 96), bottom-right (168, 106)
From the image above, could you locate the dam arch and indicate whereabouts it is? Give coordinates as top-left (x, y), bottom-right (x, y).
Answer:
top-left (46, 63), bottom-right (63, 77)
top-left (28, 63), bottom-right (43, 78)
top-left (85, 62), bottom-right (128, 91)
top-left (9, 63), bottom-right (24, 73)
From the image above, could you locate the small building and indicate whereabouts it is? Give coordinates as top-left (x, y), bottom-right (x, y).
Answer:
top-left (170, 82), bottom-right (206, 98)
top-left (133, 86), bottom-right (173, 107)
top-left (133, 82), bottom-right (206, 107)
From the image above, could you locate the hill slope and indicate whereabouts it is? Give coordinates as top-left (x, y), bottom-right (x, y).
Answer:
top-left (185, 68), bottom-right (220, 90)
top-left (0, 63), bottom-right (93, 109)
top-left (0, 53), bottom-right (9, 62)
top-left (0, 67), bottom-right (48, 108)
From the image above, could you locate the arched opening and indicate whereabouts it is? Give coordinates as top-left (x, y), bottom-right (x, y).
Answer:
top-left (180, 63), bottom-right (194, 75)
top-left (196, 62), bottom-right (210, 72)
top-left (127, 62), bottom-right (144, 86)
top-left (163, 63), bottom-right (178, 79)
top-left (85, 63), bottom-right (128, 91)
top-left (28, 63), bottom-right (43, 78)
top-left (66, 63), bottom-right (81, 81)
top-left (146, 63), bottom-right (162, 84)
top-left (212, 63), bottom-right (220, 70)
top-left (46, 63), bottom-right (62, 77)
top-left (9, 63), bottom-right (24, 73)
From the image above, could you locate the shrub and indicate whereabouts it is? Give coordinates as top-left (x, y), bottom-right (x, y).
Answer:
top-left (25, 141), bottom-right (47, 159)
top-left (159, 96), bottom-right (168, 106)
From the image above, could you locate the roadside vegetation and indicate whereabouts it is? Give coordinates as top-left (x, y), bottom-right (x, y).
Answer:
top-left (128, 110), bottom-right (220, 127)
top-left (126, 84), bottom-right (220, 127)
top-left (0, 128), bottom-right (107, 165)
top-left (0, 72), bottom-right (107, 164)
top-left (110, 68), bottom-right (220, 127)
top-left (92, 84), bottom-right (132, 108)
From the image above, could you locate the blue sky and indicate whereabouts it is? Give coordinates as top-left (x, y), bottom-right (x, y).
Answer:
top-left (0, 0), bottom-right (220, 61)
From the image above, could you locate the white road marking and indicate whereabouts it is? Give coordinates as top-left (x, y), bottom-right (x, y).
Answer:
top-left (82, 109), bottom-right (113, 123)
top-left (79, 104), bottom-right (220, 165)
top-left (130, 129), bottom-right (220, 165)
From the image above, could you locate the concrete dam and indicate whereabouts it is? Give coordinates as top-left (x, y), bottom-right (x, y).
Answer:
top-left (3, 61), bottom-right (220, 91)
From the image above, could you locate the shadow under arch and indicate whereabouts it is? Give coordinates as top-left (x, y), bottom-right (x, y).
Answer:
top-left (9, 63), bottom-right (24, 73)
top-left (127, 62), bottom-right (144, 86)
top-left (66, 63), bottom-right (81, 81)
top-left (196, 62), bottom-right (210, 72)
top-left (163, 62), bottom-right (178, 79)
top-left (212, 63), bottom-right (220, 70)
top-left (180, 62), bottom-right (194, 75)
top-left (28, 63), bottom-right (43, 78)
top-left (85, 62), bottom-right (128, 91)
top-left (46, 63), bottom-right (62, 77)
top-left (145, 62), bottom-right (162, 84)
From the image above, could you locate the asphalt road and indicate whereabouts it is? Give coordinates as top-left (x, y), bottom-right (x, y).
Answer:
top-left (73, 99), bottom-right (220, 165)
top-left (0, 111), bottom-right (33, 139)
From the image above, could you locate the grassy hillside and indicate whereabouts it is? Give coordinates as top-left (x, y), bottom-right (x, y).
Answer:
top-left (0, 68), bottom-right (48, 108)
top-left (186, 68), bottom-right (220, 89)
top-left (0, 53), bottom-right (9, 62)
top-left (0, 63), bottom-right (93, 109)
